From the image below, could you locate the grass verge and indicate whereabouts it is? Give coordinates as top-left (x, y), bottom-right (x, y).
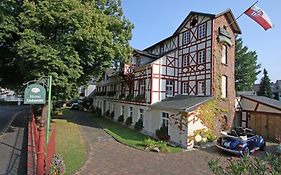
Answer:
top-left (93, 116), bottom-right (182, 153)
top-left (54, 114), bottom-right (86, 175)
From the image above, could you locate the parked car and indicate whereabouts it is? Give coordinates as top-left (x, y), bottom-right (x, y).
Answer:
top-left (70, 102), bottom-right (80, 110)
top-left (216, 127), bottom-right (266, 156)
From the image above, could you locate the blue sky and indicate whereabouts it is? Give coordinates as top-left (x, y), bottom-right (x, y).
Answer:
top-left (122, 0), bottom-right (280, 83)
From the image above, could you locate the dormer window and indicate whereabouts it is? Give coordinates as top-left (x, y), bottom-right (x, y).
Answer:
top-left (198, 23), bottom-right (206, 39)
top-left (183, 31), bottom-right (190, 45)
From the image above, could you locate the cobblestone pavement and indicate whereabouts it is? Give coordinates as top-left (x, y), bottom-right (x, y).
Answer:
top-left (69, 111), bottom-right (274, 175)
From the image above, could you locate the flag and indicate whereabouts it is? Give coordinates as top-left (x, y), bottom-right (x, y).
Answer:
top-left (244, 5), bottom-right (273, 30)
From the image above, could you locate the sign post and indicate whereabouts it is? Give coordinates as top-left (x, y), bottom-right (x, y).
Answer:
top-left (46, 75), bottom-right (52, 143)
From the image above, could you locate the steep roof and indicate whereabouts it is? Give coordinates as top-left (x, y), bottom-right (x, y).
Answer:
top-left (151, 95), bottom-right (213, 111)
top-left (216, 9), bottom-right (241, 34)
top-left (144, 9), bottom-right (241, 52)
top-left (241, 95), bottom-right (281, 111)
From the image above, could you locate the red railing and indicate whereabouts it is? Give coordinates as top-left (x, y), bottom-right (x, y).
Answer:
top-left (45, 126), bottom-right (56, 175)
top-left (27, 113), bottom-right (56, 175)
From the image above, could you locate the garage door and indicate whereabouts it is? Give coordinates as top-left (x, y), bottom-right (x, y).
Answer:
top-left (247, 113), bottom-right (281, 140)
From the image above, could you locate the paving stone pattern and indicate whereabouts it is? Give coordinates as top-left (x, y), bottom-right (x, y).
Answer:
top-left (67, 111), bottom-right (228, 175)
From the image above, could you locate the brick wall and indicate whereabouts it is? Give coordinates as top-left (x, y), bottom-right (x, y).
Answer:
top-left (212, 14), bottom-right (237, 128)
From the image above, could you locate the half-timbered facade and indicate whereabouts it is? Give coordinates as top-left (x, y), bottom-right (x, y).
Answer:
top-left (93, 10), bottom-right (241, 148)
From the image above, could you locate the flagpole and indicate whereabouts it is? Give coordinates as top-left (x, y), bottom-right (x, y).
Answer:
top-left (228, 1), bottom-right (259, 27)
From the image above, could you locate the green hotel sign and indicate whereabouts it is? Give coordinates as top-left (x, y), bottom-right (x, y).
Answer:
top-left (24, 84), bottom-right (46, 104)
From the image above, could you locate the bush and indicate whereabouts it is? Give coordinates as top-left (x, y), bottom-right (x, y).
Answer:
top-left (142, 138), bottom-right (168, 152)
top-left (208, 153), bottom-right (281, 175)
top-left (125, 117), bottom-right (132, 125)
top-left (193, 129), bottom-right (216, 142)
top-left (105, 110), bottom-right (110, 117)
top-left (117, 115), bottom-right (124, 123)
top-left (134, 118), bottom-right (144, 131)
top-left (156, 125), bottom-right (170, 141)
top-left (134, 94), bottom-right (145, 102)
top-left (110, 111), bottom-right (115, 119)
top-left (125, 94), bottom-right (134, 101)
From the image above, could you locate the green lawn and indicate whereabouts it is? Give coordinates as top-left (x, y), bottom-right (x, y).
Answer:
top-left (54, 115), bottom-right (86, 175)
top-left (93, 116), bottom-right (182, 153)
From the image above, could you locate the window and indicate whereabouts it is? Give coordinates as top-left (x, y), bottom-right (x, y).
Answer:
top-left (197, 81), bottom-right (205, 96)
top-left (162, 112), bottom-right (169, 127)
top-left (140, 79), bottom-right (146, 95)
top-left (166, 80), bottom-right (173, 97)
top-left (221, 76), bottom-right (227, 98)
top-left (183, 31), bottom-right (190, 45)
top-left (129, 107), bottom-right (133, 118)
top-left (221, 45), bottom-right (227, 64)
top-left (121, 105), bottom-right (124, 115)
top-left (198, 23), bottom-right (206, 39)
top-left (139, 109), bottom-right (144, 120)
top-left (198, 50), bottom-right (205, 64)
top-left (183, 54), bottom-right (188, 67)
top-left (183, 82), bottom-right (188, 94)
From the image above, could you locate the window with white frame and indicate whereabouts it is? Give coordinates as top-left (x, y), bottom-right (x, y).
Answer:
top-left (198, 23), bottom-right (206, 39)
top-left (162, 112), bottom-right (169, 127)
top-left (183, 54), bottom-right (188, 67)
top-left (183, 82), bottom-right (188, 94)
top-left (166, 80), bottom-right (173, 97)
top-left (221, 45), bottom-right (227, 64)
top-left (139, 108), bottom-right (144, 120)
top-left (198, 50), bottom-right (205, 64)
top-left (129, 107), bottom-right (133, 118)
top-left (183, 31), bottom-right (190, 45)
top-left (221, 76), bottom-right (227, 98)
top-left (197, 81), bottom-right (205, 96)
top-left (140, 79), bottom-right (146, 95)
top-left (121, 105), bottom-right (124, 115)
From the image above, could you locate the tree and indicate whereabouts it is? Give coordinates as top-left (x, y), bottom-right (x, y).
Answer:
top-left (258, 69), bottom-right (272, 97)
top-left (0, 0), bottom-right (133, 99)
top-left (235, 37), bottom-right (261, 91)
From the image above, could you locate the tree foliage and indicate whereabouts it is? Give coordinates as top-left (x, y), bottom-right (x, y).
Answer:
top-left (258, 69), bottom-right (272, 98)
top-left (235, 37), bottom-right (261, 91)
top-left (0, 0), bottom-right (133, 98)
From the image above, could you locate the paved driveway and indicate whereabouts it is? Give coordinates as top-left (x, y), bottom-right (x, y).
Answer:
top-left (64, 111), bottom-right (230, 175)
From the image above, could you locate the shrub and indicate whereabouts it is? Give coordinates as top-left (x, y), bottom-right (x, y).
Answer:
top-left (125, 94), bottom-right (134, 101)
top-left (142, 138), bottom-right (168, 152)
top-left (119, 93), bottom-right (125, 100)
top-left (208, 153), bottom-right (281, 175)
top-left (117, 115), bottom-right (124, 123)
top-left (134, 94), bottom-right (145, 102)
top-left (156, 125), bottom-right (170, 141)
top-left (134, 118), bottom-right (144, 131)
top-left (105, 110), bottom-right (110, 117)
top-left (193, 129), bottom-right (216, 142)
top-left (110, 111), bottom-right (115, 119)
top-left (125, 116), bottom-right (132, 125)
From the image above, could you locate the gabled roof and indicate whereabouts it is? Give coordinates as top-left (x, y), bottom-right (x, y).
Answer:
top-left (151, 95), bottom-right (213, 111)
top-left (133, 49), bottom-right (158, 58)
top-left (216, 9), bottom-right (241, 34)
top-left (144, 9), bottom-right (241, 52)
top-left (241, 95), bottom-right (281, 111)
top-left (173, 11), bottom-right (216, 35)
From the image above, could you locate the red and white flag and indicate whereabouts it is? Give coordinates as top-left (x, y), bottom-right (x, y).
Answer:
top-left (244, 5), bottom-right (273, 30)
